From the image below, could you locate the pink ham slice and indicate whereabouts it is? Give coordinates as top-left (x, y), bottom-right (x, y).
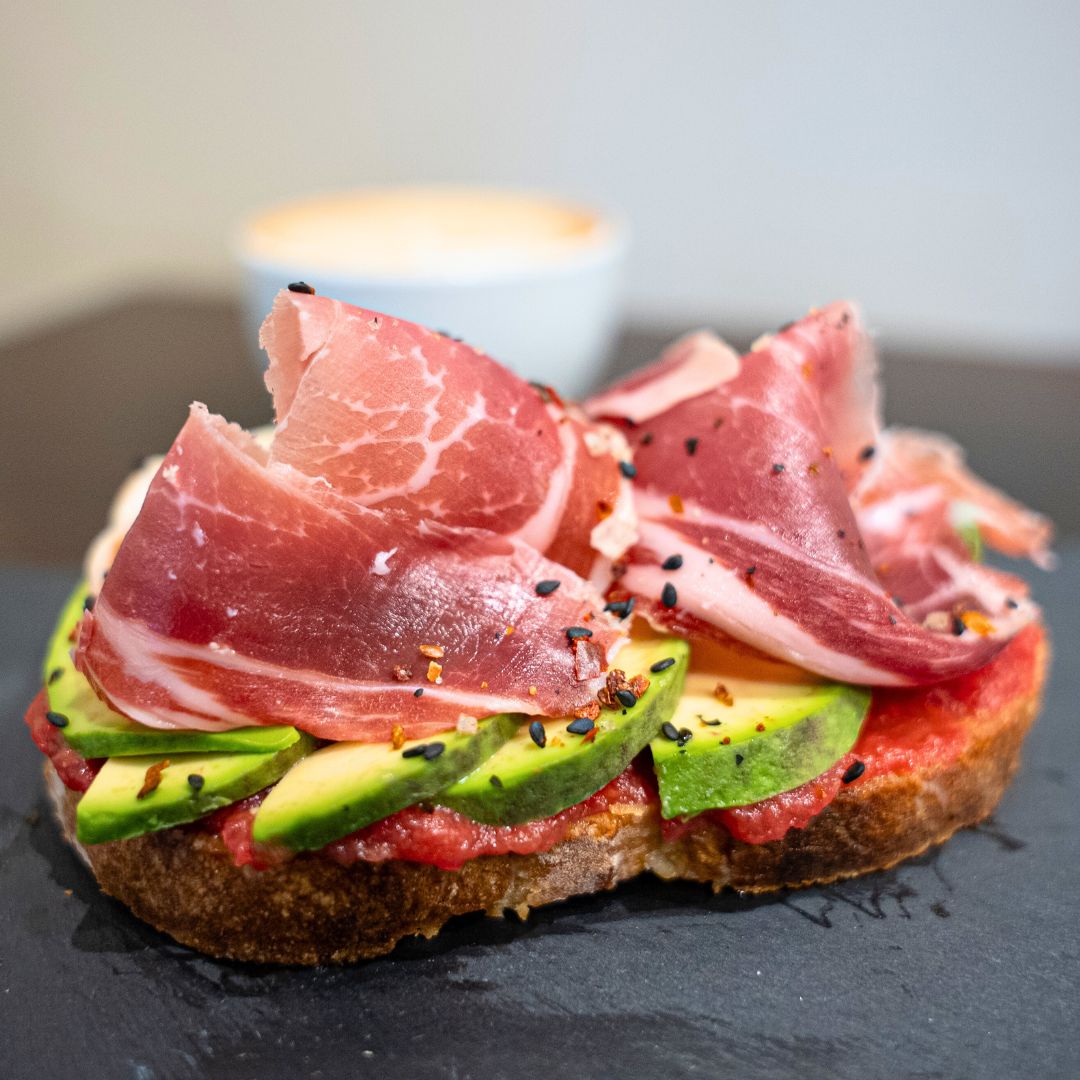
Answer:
top-left (588, 303), bottom-right (1040, 686)
top-left (76, 405), bottom-right (624, 741)
top-left (261, 291), bottom-right (628, 576)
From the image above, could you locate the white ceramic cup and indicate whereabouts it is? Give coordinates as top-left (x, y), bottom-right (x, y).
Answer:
top-left (234, 187), bottom-right (628, 399)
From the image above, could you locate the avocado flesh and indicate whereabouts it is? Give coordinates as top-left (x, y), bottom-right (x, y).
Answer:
top-left (252, 714), bottom-right (521, 851)
top-left (76, 734), bottom-right (315, 845)
top-left (438, 636), bottom-right (689, 825)
top-left (45, 584), bottom-right (300, 757)
top-left (650, 641), bottom-right (870, 819)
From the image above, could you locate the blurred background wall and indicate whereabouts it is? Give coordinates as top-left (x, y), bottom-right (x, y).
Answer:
top-left (2, 0), bottom-right (1078, 358)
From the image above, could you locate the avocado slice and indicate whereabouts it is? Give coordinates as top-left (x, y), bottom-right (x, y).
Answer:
top-left (76, 734), bottom-right (315, 845)
top-left (650, 642), bottom-right (870, 819)
top-left (252, 714), bottom-right (521, 851)
top-left (44, 584), bottom-right (300, 757)
top-left (437, 636), bottom-right (689, 825)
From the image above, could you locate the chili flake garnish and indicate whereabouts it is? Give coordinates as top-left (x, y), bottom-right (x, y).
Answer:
top-left (661, 554), bottom-right (684, 571)
top-left (137, 760), bottom-right (170, 800)
top-left (574, 701), bottom-right (601, 722)
top-left (960, 610), bottom-right (996, 636)
top-left (629, 673), bottom-right (650, 697)
top-left (807, 462), bottom-right (820, 475)
top-left (426, 661), bottom-right (443, 683)
top-left (528, 686), bottom-right (538, 696)
top-left (391, 664), bottom-right (412, 682)
top-left (419, 644), bottom-right (445, 659)
top-left (668, 494), bottom-right (684, 514)
top-left (714, 683), bottom-right (734, 706)
top-left (391, 724), bottom-right (406, 750)
top-left (744, 567), bottom-right (756, 589)
top-left (504, 625), bottom-right (515, 636)
top-left (721, 736), bottom-right (731, 745)
top-left (596, 499), bottom-right (615, 521)
top-left (755, 722), bottom-right (766, 732)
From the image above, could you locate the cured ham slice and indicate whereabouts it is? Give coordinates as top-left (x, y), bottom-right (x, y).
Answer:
top-left (852, 428), bottom-right (1054, 568)
top-left (76, 405), bottom-right (624, 741)
top-left (588, 304), bottom-right (1039, 686)
top-left (261, 291), bottom-right (629, 575)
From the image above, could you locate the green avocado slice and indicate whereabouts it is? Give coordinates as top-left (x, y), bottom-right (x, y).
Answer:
top-left (76, 734), bottom-right (315, 845)
top-left (437, 636), bottom-right (689, 825)
top-left (252, 714), bottom-right (521, 851)
top-left (44, 584), bottom-right (300, 757)
top-left (650, 648), bottom-right (870, 819)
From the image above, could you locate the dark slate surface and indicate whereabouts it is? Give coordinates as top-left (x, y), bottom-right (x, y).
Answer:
top-left (2, 552), bottom-right (1078, 1080)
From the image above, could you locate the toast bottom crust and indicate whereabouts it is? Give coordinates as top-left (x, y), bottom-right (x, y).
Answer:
top-left (49, 642), bottom-right (1046, 965)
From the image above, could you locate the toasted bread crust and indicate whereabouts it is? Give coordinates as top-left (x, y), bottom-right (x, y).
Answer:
top-left (49, 638), bottom-right (1046, 965)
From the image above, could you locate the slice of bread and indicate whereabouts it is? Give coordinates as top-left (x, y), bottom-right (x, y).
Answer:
top-left (46, 635), bottom-right (1047, 965)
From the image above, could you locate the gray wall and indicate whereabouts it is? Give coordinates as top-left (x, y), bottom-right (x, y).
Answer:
top-left (2, 1), bottom-right (1078, 357)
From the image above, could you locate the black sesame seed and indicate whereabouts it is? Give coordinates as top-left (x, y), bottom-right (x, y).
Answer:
top-left (858, 444), bottom-right (876, 462)
top-left (952, 615), bottom-right (966, 636)
top-left (842, 760), bottom-right (866, 784)
top-left (402, 745), bottom-right (427, 759)
top-left (888, 615), bottom-right (898, 625)
top-left (837, 529), bottom-right (846, 539)
top-left (892, 596), bottom-right (905, 608)
top-left (287, 281), bottom-right (315, 294)
top-left (45, 711), bottom-right (69, 728)
top-left (567, 717), bottom-right (595, 735)
top-left (489, 774), bottom-right (504, 788)
top-left (565, 626), bottom-right (593, 641)
top-left (413, 688), bottom-right (424, 698)
top-left (83, 595), bottom-right (96, 612)
top-left (604, 597), bottom-right (635, 619)
top-left (615, 688), bottom-right (637, 709)
top-left (1005, 597), bottom-right (1019, 609)
top-left (702, 719), bottom-right (722, 726)
top-left (745, 566), bottom-right (756, 576)
top-left (640, 432), bottom-right (654, 445)
top-left (650, 657), bottom-right (676, 673)
top-left (47, 667), bottom-right (64, 685)
top-left (660, 583), bottom-right (677, 609)
top-left (422, 742), bottom-right (445, 761)
top-left (187, 773), bottom-right (205, 792)
top-left (771, 463), bottom-right (785, 474)
top-left (661, 554), bottom-right (684, 571)
top-left (619, 461), bottom-right (638, 480)
top-left (529, 720), bottom-right (547, 748)
top-left (676, 728), bottom-right (693, 747)
top-left (734, 753), bottom-right (745, 766)
top-left (535, 579), bottom-right (561, 596)
top-left (685, 437), bottom-right (699, 456)
top-left (661, 721), bottom-right (680, 741)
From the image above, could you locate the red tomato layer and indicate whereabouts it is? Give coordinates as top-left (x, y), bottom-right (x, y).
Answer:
top-left (24, 689), bottom-right (102, 793)
top-left (29, 623), bottom-right (1043, 864)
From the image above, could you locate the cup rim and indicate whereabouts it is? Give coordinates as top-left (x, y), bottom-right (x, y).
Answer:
top-left (232, 185), bottom-right (629, 288)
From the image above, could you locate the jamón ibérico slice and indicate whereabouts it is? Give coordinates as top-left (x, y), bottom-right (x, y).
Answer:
top-left (588, 303), bottom-right (1040, 686)
top-left (261, 290), bottom-right (630, 576)
top-left (75, 405), bottom-right (624, 740)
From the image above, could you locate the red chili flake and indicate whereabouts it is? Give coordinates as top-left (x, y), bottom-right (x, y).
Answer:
top-left (419, 644), bottom-right (445, 659)
top-left (136, 760), bottom-right (170, 800)
top-left (610, 562), bottom-right (628, 580)
top-left (668, 494), bottom-right (684, 514)
top-left (744, 567), bottom-right (757, 589)
top-left (574, 700), bottom-right (601, 722)
top-left (721, 736), bottom-right (732, 745)
top-left (596, 499), bottom-right (615, 521)
top-left (391, 664), bottom-right (412, 682)
top-left (755, 722), bottom-right (766, 732)
top-left (801, 361), bottom-right (814, 380)
top-left (807, 462), bottom-right (820, 475)
top-left (581, 726), bottom-right (599, 745)
top-left (822, 446), bottom-right (834, 458)
top-left (597, 668), bottom-right (631, 710)
top-left (629, 673), bottom-right (650, 697)
top-left (426, 661), bottom-right (443, 683)
top-left (714, 683), bottom-right (734, 706)
top-left (391, 724), bottom-right (406, 750)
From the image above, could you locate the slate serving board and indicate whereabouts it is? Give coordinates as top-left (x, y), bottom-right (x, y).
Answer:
top-left (2, 553), bottom-right (1078, 1080)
